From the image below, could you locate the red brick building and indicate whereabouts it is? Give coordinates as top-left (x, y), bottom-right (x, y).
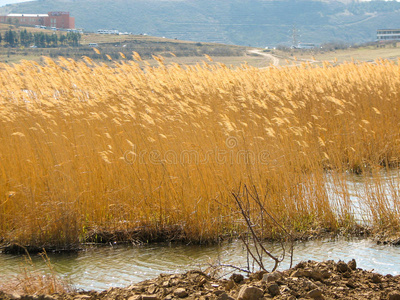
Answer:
top-left (0, 11), bottom-right (75, 29)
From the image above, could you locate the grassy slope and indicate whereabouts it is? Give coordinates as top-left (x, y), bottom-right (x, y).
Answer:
top-left (276, 42), bottom-right (400, 65)
top-left (1, 23), bottom-right (400, 66)
top-left (312, 44), bottom-right (400, 64)
top-left (0, 24), bottom-right (274, 67)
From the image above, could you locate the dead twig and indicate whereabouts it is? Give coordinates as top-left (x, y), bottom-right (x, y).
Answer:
top-left (232, 184), bottom-right (295, 272)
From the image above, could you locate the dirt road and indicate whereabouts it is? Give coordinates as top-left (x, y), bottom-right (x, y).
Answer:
top-left (248, 49), bottom-right (280, 67)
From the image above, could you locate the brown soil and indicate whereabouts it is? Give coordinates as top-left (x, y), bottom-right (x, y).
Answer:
top-left (2, 260), bottom-right (400, 300)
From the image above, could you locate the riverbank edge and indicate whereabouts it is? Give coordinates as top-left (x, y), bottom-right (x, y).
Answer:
top-left (1, 224), bottom-right (399, 255)
top-left (0, 228), bottom-right (354, 254)
top-left (1, 259), bottom-right (400, 300)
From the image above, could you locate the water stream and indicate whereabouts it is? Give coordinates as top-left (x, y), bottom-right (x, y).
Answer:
top-left (1, 238), bottom-right (399, 291)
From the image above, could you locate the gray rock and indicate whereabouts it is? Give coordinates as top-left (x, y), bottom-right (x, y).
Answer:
top-left (392, 238), bottom-right (400, 246)
top-left (214, 290), bottom-right (225, 296)
top-left (128, 284), bottom-right (140, 291)
top-left (217, 292), bottom-right (234, 300)
top-left (303, 279), bottom-right (318, 290)
top-left (199, 278), bottom-right (207, 287)
top-left (347, 259), bottom-right (357, 270)
top-left (388, 292), bottom-right (400, 300)
top-left (371, 273), bottom-right (382, 284)
top-left (336, 261), bottom-right (350, 273)
top-left (193, 292), bottom-right (202, 297)
top-left (263, 271), bottom-right (282, 283)
top-left (230, 273), bottom-right (244, 284)
top-left (309, 270), bottom-right (324, 281)
top-left (292, 268), bottom-right (324, 281)
top-left (267, 283), bottom-right (281, 297)
top-left (148, 285), bottom-right (158, 294)
top-left (142, 296), bottom-right (160, 300)
top-left (345, 279), bottom-right (356, 289)
top-left (174, 288), bottom-right (188, 298)
top-left (237, 285), bottom-right (264, 300)
top-left (321, 269), bottom-right (332, 279)
top-left (225, 280), bottom-right (235, 291)
top-left (307, 288), bottom-right (323, 299)
top-left (42, 296), bottom-right (57, 300)
top-left (20, 296), bottom-right (40, 300)
top-left (291, 269), bottom-right (306, 277)
top-left (249, 271), bottom-right (267, 281)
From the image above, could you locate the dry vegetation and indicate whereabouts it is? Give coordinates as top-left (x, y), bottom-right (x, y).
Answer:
top-left (279, 42), bottom-right (400, 66)
top-left (1, 54), bottom-right (400, 250)
top-left (0, 250), bottom-right (72, 294)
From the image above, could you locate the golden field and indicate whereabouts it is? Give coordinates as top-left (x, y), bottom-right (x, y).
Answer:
top-left (1, 55), bottom-right (400, 249)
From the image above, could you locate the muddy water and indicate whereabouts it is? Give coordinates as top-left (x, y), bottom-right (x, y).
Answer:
top-left (1, 238), bottom-right (399, 291)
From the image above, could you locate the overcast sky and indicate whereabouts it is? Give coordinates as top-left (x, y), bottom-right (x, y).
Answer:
top-left (0, 0), bottom-right (36, 7)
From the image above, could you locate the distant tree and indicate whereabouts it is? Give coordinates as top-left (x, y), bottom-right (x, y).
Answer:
top-left (33, 32), bottom-right (40, 47)
top-left (59, 34), bottom-right (66, 45)
top-left (45, 33), bottom-right (51, 46)
top-left (0, 32), bottom-right (2, 44)
top-left (52, 34), bottom-right (58, 47)
top-left (39, 33), bottom-right (46, 47)
top-left (66, 32), bottom-right (81, 47)
top-left (19, 29), bottom-right (32, 47)
top-left (320, 41), bottom-right (348, 51)
top-left (4, 29), bottom-right (16, 46)
top-left (33, 32), bottom-right (46, 48)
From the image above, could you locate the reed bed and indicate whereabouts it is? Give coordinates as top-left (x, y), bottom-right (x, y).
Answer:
top-left (1, 55), bottom-right (400, 248)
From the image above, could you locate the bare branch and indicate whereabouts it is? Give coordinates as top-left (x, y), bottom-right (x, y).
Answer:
top-left (231, 184), bottom-right (295, 273)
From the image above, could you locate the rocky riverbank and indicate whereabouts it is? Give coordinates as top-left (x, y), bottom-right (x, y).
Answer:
top-left (1, 260), bottom-right (400, 300)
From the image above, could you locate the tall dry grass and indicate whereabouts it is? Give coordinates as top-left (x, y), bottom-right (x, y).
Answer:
top-left (1, 55), bottom-right (400, 247)
top-left (0, 250), bottom-right (72, 294)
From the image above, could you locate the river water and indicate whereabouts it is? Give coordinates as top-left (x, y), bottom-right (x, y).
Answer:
top-left (1, 238), bottom-right (399, 291)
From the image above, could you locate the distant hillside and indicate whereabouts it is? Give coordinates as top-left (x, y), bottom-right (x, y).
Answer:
top-left (1, 0), bottom-right (400, 46)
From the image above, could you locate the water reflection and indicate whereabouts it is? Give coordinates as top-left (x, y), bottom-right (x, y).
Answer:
top-left (1, 238), bottom-right (399, 291)
top-left (325, 169), bottom-right (400, 223)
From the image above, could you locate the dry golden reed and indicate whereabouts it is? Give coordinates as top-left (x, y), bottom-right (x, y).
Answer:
top-left (0, 250), bottom-right (72, 294)
top-left (1, 57), bottom-right (400, 247)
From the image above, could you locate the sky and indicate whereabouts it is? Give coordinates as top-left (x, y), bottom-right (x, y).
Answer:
top-left (0, 0), bottom-right (396, 7)
top-left (0, 0), bottom-right (36, 7)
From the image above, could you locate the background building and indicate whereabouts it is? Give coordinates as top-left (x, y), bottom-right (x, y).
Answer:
top-left (377, 29), bottom-right (400, 41)
top-left (0, 11), bottom-right (75, 29)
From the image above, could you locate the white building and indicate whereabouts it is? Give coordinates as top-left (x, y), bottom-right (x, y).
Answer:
top-left (377, 29), bottom-right (400, 41)
top-left (97, 29), bottom-right (119, 35)
top-left (292, 43), bottom-right (315, 49)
